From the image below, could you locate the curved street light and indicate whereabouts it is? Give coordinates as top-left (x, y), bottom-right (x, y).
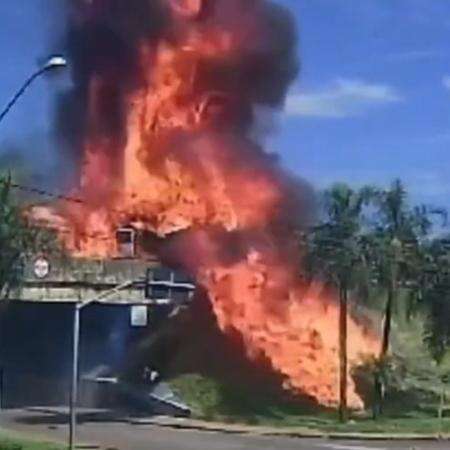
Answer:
top-left (0, 55), bottom-right (68, 125)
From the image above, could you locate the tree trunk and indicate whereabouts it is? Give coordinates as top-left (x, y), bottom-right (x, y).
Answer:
top-left (373, 370), bottom-right (383, 419)
top-left (374, 276), bottom-right (395, 418)
top-left (339, 283), bottom-right (348, 423)
top-left (381, 278), bottom-right (395, 358)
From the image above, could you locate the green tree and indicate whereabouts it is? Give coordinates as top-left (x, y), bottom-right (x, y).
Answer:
top-left (0, 175), bottom-right (30, 298)
top-left (366, 180), bottom-right (445, 417)
top-left (370, 180), bottom-right (433, 358)
top-left (306, 183), bottom-right (374, 422)
top-left (0, 176), bottom-right (57, 299)
top-left (421, 237), bottom-right (450, 365)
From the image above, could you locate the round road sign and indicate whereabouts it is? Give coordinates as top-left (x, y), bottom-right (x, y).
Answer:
top-left (34, 257), bottom-right (50, 279)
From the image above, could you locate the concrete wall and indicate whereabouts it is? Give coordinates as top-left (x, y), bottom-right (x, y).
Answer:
top-left (14, 257), bottom-right (159, 303)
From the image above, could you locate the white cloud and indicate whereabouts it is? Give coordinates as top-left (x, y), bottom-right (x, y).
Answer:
top-left (285, 79), bottom-right (402, 119)
top-left (442, 75), bottom-right (450, 91)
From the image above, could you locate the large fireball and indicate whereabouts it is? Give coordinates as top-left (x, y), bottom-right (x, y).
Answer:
top-left (47, 0), bottom-right (379, 408)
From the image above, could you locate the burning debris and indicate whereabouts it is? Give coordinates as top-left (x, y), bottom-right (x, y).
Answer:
top-left (43, 0), bottom-right (378, 407)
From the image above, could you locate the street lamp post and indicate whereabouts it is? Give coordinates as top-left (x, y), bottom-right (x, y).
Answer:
top-left (68, 270), bottom-right (196, 450)
top-left (69, 280), bottom-right (135, 450)
top-left (69, 303), bottom-right (81, 450)
top-left (0, 55), bottom-right (67, 125)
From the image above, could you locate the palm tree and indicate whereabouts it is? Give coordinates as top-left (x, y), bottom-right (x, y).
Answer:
top-left (366, 180), bottom-right (446, 417)
top-left (306, 183), bottom-right (373, 422)
top-left (370, 180), bottom-right (436, 358)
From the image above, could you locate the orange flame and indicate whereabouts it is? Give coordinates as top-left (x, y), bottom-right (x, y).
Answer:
top-left (50, 0), bottom-right (379, 407)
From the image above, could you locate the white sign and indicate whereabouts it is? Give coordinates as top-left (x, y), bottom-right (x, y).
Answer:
top-left (130, 305), bottom-right (148, 327)
top-left (34, 257), bottom-right (50, 279)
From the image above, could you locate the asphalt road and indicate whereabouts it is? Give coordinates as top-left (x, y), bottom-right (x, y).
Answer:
top-left (1, 409), bottom-right (449, 450)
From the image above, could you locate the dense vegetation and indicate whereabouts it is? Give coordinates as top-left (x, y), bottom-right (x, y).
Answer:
top-left (0, 176), bottom-right (33, 299)
top-left (0, 175), bottom-right (58, 300)
top-left (305, 180), bottom-right (449, 421)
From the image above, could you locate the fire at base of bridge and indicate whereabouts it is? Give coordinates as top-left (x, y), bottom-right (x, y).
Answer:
top-left (29, 0), bottom-right (379, 409)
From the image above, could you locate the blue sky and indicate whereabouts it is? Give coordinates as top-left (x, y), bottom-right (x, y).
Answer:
top-left (0, 1), bottom-right (449, 207)
top-left (275, 0), bottom-right (450, 207)
top-left (0, 1), bottom-right (65, 174)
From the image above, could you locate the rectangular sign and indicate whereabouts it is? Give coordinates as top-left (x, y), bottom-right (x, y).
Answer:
top-left (130, 305), bottom-right (148, 327)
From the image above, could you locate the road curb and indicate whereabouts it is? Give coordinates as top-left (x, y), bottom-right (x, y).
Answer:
top-left (129, 417), bottom-right (450, 441)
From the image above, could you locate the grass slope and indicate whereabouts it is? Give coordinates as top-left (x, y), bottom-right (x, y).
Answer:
top-left (169, 315), bottom-right (450, 434)
top-left (0, 430), bottom-right (62, 450)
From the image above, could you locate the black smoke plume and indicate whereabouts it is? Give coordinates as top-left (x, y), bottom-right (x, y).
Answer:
top-left (55, 0), bottom-right (299, 182)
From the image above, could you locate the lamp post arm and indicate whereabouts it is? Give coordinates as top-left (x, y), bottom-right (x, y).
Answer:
top-left (0, 68), bottom-right (47, 125)
top-left (77, 279), bottom-right (137, 311)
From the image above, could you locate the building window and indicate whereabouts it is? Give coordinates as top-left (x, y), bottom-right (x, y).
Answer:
top-left (116, 227), bottom-right (136, 258)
